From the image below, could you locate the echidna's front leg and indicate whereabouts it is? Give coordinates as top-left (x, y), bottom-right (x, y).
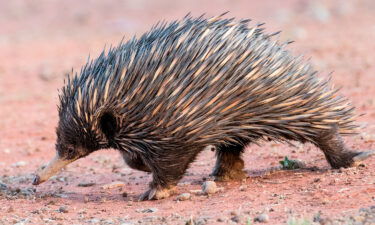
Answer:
top-left (315, 125), bottom-right (374, 168)
top-left (211, 144), bottom-right (247, 181)
top-left (138, 150), bottom-right (198, 201)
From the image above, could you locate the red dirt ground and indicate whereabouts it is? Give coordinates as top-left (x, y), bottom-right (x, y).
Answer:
top-left (0, 0), bottom-right (375, 224)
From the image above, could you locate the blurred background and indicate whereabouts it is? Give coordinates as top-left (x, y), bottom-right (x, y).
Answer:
top-left (0, 0), bottom-right (375, 224)
top-left (1, 0), bottom-right (375, 159)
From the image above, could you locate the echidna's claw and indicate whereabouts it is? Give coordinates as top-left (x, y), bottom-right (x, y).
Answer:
top-left (353, 150), bottom-right (375, 162)
top-left (138, 186), bottom-right (175, 201)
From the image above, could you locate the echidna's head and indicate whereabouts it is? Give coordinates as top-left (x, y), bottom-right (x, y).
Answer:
top-left (32, 109), bottom-right (102, 185)
top-left (33, 74), bottom-right (119, 185)
top-left (55, 110), bottom-right (101, 161)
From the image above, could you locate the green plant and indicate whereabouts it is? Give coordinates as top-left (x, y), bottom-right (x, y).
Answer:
top-left (279, 157), bottom-right (302, 170)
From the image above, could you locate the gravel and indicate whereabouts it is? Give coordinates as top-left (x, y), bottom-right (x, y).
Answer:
top-left (58, 206), bottom-right (69, 213)
top-left (77, 182), bottom-right (96, 187)
top-left (202, 181), bottom-right (217, 194)
top-left (101, 181), bottom-right (126, 189)
top-left (136, 208), bottom-right (158, 213)
top-left (177, 193), bottom-right (191, 201)
top-left (254, 213), bottom-right (269, 223)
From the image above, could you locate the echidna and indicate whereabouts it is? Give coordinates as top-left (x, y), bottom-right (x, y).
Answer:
top-left (32, 14), bottom-right (374, 200)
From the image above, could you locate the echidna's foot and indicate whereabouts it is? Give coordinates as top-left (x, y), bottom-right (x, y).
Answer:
top-left (211, 152), bottom-right (247, 181)
top-left (212, 144), bottom-right (247, 181)
top-left (327, 150), bottom-right (374, 169)
top-left (353, 150), bottom-right (375, 162)
top-left (138, 186), bottom-right (176, 201)
top-left (314, 124), bottom-right (375, 169)
top-left (326, 151), bottom-right (361, 169)
top-left (211, 168), bottom-right (247, 181)
top-left (345, 150), bottom-right (375, 168)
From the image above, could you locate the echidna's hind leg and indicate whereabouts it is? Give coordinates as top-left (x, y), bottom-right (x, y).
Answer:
top-left (211, 143), bottom-right (247, 181)
top-left (315, 124), bottom-right (374, 169)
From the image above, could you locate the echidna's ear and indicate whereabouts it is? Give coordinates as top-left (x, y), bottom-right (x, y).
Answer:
top-left (99, 112), bottom-right (117, 141)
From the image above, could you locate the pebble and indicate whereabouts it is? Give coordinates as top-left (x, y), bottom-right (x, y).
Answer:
top-left (58, 206), bottom-right (68, 213)
top-left (190, 189), bottom-right (204, 195)
top-left (177, 193), bottom-right (191, 201)
top-left (31, 210), bottom-right (40, 214)
top-left (239, 185), bottom-right (247, 191)
top-left (254, 213), bottom-right (269, 223)
top-left (102, 181), bottom-right (126, 189)
top-left (231, 215), bottom-right (241, 223)
top-left (0, 181), bottom-right (7, 190)
top-left (137, 208), bottom-right (158, 213)
top-left (202, 181), bottom-right (217, 194)
top-left (87, 218), bottom-right (100, 223)
top-left (217, 217), bottom-right (225, 222)
top-left (77, 182), bottom-right (96, 187)
top-left (11, 161), bottom-right (27, 167)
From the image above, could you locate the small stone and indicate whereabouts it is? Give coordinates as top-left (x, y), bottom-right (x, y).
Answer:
top-left (102, 181), bottom-right (126, 189)
top-left (122, 192), bottom-right (128, 198)
top-left (202, 181), bottom-right (217, 194)
top-left (31, 209), bottom-right (40, 214)
top-left (137, 208), bottom-right (158, 213)
top-left (0, 181), bottom-right (7, 190)
top-left (190, 189), bottom-right (204, 195)
top-left (88, 218), bottom-right (100, 223)
top-left (217, 217), bottom-right (226, 222)
top-left (239, 185), bottom-right (247, 191)
top-left (177, 193), bottom-right (191, 201)
top-left (58, 206), bottom-right (68, 213)
top-left (231, 215), bottom-right (241, 223)
top-left (195, 216), bottom-right (209, 225)
top-left (254, 213), bottom-right (269, 223)
top-left (313, 178), bottom-right (321, 183)
top-left (11, 161), bottom-right (27, 167)
top-left (77, 182), bottom-right (96, 187)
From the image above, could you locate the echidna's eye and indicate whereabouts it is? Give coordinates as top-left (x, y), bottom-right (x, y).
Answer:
top-left (67, 147), bottom-right (74, 156)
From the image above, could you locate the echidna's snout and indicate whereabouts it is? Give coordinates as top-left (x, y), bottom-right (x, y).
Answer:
top-left (32, 155), bottom-right (76, 185)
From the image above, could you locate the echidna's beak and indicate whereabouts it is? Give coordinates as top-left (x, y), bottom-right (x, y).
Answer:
top-left (32, 155), bottom-right (76, 185)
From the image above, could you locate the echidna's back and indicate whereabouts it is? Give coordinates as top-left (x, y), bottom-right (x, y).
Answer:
top-left (68, 15), bottom-right (357, 147)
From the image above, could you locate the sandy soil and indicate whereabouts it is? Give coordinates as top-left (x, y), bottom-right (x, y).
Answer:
top-left (0, 0), bottom-right (375, 224)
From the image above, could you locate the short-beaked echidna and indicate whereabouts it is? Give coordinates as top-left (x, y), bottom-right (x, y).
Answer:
top-left (33, 14), bottom-right (374, 200)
